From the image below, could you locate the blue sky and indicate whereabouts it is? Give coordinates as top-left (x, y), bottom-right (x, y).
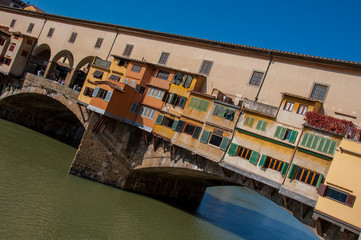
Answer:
top-left (34, 0), bottom-right (361, 62)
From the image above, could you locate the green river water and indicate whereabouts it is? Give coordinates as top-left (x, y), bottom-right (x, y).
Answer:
top-left (0, 118), bottom-right (318, 240)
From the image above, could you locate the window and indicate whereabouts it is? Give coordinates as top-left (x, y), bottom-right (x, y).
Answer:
top-left (260, 156), bottom-right (284, 172)
top-left (156, 70), bottom-right (170, 80)
top-left (21, 50), bottom-right (28, 57)
top-left (47, 28), bottom-right (55, 38)
top-left (310, 84), bottom-right (328, 101)
top-left (94, 38), bottom-right (103, 48)
top-left (134, 84), bottom-right (146, 94)
top-left (0, 38), bottom-right (5, 46)
top-left (129, 80), bottom-right (136, 87)
top-left (188, 97), bottom-right (210, 112)
top-left (68, 32), bottom-right (78, 43)
top-left (97, 89), bottom-right (108, 99)
top-left (83, 87), bottom-right (94, 96)
top-left (249, 71), bottom-right (264, 86)
top-left (131, 64), bottom-right (142, 73)
top-left (148, 87), bottom-right (164, 99)
top-left (284, 101), bottom-right (294, 111)
top-left (4, 57), bottom-right (12, 65)
top-left (183, 124), bottom-right (196, 135)
top-left (213, 105), bottom-right (236, 121)
top-left (27, 23), bottom-right (34, 33)
top-left (9, 43), bottom-right (15, 52)
top-left (255, 120), bottom-right (268, 131)
top-left (297, 105), bottom-right (308, 115)
top-left (300, 133), bottom-right (337, 155)
top-left (243, 116), bottom-right (255, 127)
top-left (140, 106), bottom-right (156, 120)
top-left (209, 134), bottom-right (223, 147)
top-left (200, 130), bottom-right (230, 151)
top-left (130, 103), bottom-right (140, 114)
top-left (158, 52), bottom-right (169, 65)
top-left (10, 19), bottom-right (16, 28)
top-left (108, 74), bottom-right (121, 82)
top-left (318, 184), bottom-right (356, 207)
top-left (274, 126), bottom-right (298, 143)
top-left (294, 166), bottom-right (320, 187)
top-left (237, 146), bottom-right (253, 160)
top-left (123, 78), bottom-right (129, 84)
top-left (161, 117), bottom-right (175, 128)
top-left (228, 143), bottom-right (260, 164)
top-left (162, 93), bottom-right (187, 108)
top-left (199, 60), bottom-right (213, 75)
top-left (92, 70), bottom-right (104, 79)
top-left (123, 44), bottom-right (134, 57)
top-left (118, 59), bottom-right (128, 67)
top-left (173, 72), bottom-right (183, 85)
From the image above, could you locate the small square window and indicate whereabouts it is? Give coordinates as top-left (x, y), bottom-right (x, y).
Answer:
top-left (183, 124), bottom-right (196, 135)
top-left (156, 70), bottom-right (170, 80)
top-left (68, 32), bottom-right (78, 43)
top-left (297, 105), bottom-right (308, 115)
top-left (94, 38), bottom-right (103, 48)
top-left (27, 23), bottom-right (34, 33)
top-left (10, 19), bottom-right (16, 28)
top-left (47, 28), bottom-right (55, 38)
top-left (131, 64), bottom-right (142, 73)
top-left (249, 71), bottom-right (264, 86)
top-left (199, 60), bottom-right (213, 75)
top-left (158, 52), bottom-right (169, 65)
top-left (310, 84), bottom-right (328, 101)
top-left (208, 133), bottom-right (223, 147)
top-left (284, 101), bottom-right (294, 111)
top-left (123, 44), bottom-right (134, 57)
top-left (161, 117), bottom-right (175, 128)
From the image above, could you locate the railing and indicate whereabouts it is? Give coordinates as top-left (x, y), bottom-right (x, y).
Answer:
top-left (24, 73), bottom-right (80, 100)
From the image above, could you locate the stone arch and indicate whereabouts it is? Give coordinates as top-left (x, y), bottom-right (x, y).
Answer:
top-left (25, 43), bottom-right (51, 75)
top-left (69, 55), bottom-right (94, 89)
top-left (45, 49), bottom-right (74, 84)
top-left (0, 92), bottom-right (85, 146)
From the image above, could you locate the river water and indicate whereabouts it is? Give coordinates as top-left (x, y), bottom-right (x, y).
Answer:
top-left (0, 118), bottom-right (318, 240)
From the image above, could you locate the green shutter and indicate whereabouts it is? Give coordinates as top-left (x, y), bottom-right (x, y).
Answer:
top-left (155, 114), bottom-right (164, 125)
top-left (192, 126), bottom-right (202, 139)
top-left (317, 138), bottom-right (326, 151)
top-left (274, 126), bottom-right (282, 138)
top-left (183, 75), bottom-right (193, 88)
top-left (220, 137), bottom-right (230, 151)
top-left (310, 135), bottom-right (320, 149)
top-left (259, 154), bottom-right (267, 167)
top-left (261, 121), bottom-right (268, 131)
top-left (104, 91), bottom-right (112, 102)
top-left (249, 151), bottom-right (259, 165)
top-left (287, 164), bottom-right (298, 179)
top-left (316, 174), bottom-right (323, 190)
top-left (323, 139), bottom-right (331, 154)
top-left (279, 127), bottom-right (287, 139)
top-left (248, 118), bottom-right (255, 127)
top-left (328, 140), bottom-right (337, 155)
top-left (175, 120), bottom-right (185, 132)
top-left (180, 98), bottom-right (187, 108)
top-left (228, 143), bottom-right (238, 156)
top-left (280, 162), bottom-right (289, 176)
top-left (244, 116), bottom-right (250, 126)
top-left (189, 97), bottom-right (196, 108)
top-left (92, 87), bottom-right (99, 97)
top-left (200, 100), bottom-right (209, 112)
top-left (289, 131), bottom-right (298, 143)
top-left (301, 132), bottom-right (310, 147)
top-left (256, 120), bottom-right (262, 130)
top-left (171, 120), bottom-right (179, 130)
top-left (200, 130), bottom-right (210, 143)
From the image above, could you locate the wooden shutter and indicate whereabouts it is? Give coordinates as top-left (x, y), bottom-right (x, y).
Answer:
top-left (171, 120), bottom-right (179, 130)
top-left (259, 154), bottom-right (267, 167)
top-left (328, 140), bottom-right (337, 155)
top-left (175, 120), bottom-right (185, 132)
top-left (316, 174), bottom-right (323, 190)
top-left (104, 91), bottom-right (112, 102)
top-left (228, 143), bottom-right (238, 156)
top-left (274, 126), bottom-right (282, 138)
top-left (92, 87), bottom-right (99, 97)
top-left (183, 75), bottom-right (193, 88)
top-left (155, 114), bottom-right (164, 125)
top-left (311, 135), bottom-right (320, 149)
top-left (248, 118), bottom-right (255, 127)
top-left (301, 132), bottom-right (310, 147)
top-left (220, 137), bottom-right (230, 151)
top-left (317, 183), bottom-right (328, 196)
top-left (192, 126), bottom-right (202, 139)
top-left (200, 130), bottom-right (211, 143)
top-left (249, 151), bottom-right (259, 165)
top-left (289, 131), bottom-right (298, 143)
top-left (261, 121), bottom-right (268, 131)
top-left (279, 127), bottom-right (287, 139)
top-left (256, 120), bottom-right (263, 130)
top-left (244, 116), bottom-right (250, 126)
top-left (180, 97), bottom-right (187, 108)
top-left (287, 164), bottom-right (298, 179)
top-left (345, 194), bottom-right (356, 207)
top-left (280, 162), bottom-right (289, 176)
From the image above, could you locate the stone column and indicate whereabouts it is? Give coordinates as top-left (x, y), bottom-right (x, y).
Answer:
top-left (43, 60), bottom-right (57, 79)
top-left (64, 68), bottom-right (76, 89)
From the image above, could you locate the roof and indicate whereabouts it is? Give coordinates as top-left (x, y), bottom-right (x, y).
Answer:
top-left (282, 92), bottom-right (322, 103)
top-left (24, 5), bottom-right (45, 13)
top-left (1, 6), bottom-right (360, 71)
top-left (189, 90), bottom-right (214, 99)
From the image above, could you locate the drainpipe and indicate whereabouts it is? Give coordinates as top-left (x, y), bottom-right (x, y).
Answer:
top-left (255, 51), bottom-right (273, 102)
top-left (106, 26), bottom-right (119, 61)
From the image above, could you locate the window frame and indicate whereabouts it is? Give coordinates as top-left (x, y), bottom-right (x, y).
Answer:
top-left (199, 60), bottom-right (213, 75)
top-left (161, 117), bottom-right (175, 128)
top-left (94, 38), bottom-right (103, 48)
top-left (10, 19), bottom-right (16, 28)
top-left (310, 83), bottom-right (329, 101)
top-left (156, 70), bottom-right (170, 80)
top-left (158, 52), bottom-right (170, 65)
top-left (123, 44), bottom-right (134, 57)
top-left (9, 43), bottom-right (15, 52)
top-left (249, 71), bottom-right (264, 86)
top-left (283, 101), bottom-right (294, 111)
top-left (147, 87), bottom-right (165, 99)
top-left (47, 28), bottom-right (55, 38)
top-left (27, 23), bottom-right (34, 33)
top-left (130, 103), bottom-right (140, 114)
top-left (236, 146), bottom-right (253, 160)
top-left (297, 104), bottom-right (308, 115)
top-left (183, 123), bottom-right (196, 136)
top-left (294, 166), bottom-right (320, 187)
top-left (208, 133), bottom-right (224, 148)
top-left (131, 64), bottom-right (142, 73)
top-left (68, 32), bottom-right (78, 43)
top-left (140, 106), bottom-right (156, 120)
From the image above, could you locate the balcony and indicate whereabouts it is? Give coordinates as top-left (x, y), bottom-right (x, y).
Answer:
top-left (148, 77), bottom-right (171, 90)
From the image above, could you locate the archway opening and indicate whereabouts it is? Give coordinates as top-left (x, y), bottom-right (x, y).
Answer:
top-left (0, 93), bottom-right (84, 147)
top-left (46, 50), bottom-right (74, 85)
top-left (25, 44), bottom-right (51, 76)
top-left (69, 56), bottom-right (94, 91)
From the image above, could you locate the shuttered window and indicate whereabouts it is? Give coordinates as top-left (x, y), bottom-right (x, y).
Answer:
top-left (130, 103), bottom-right (140, 114)
top-left (283, 101), bottom-right (294, 111)
top-left (188, 97), bottom-right (209, 112)
top-left (200, 130), bottom-right (211, 143)
top-left (255, 120), bottom-right (268, 131)
top-left (220, 137), bottom-right (230, 151)
top-left (213, 105), bottom-right (236, 121)
top-left (317, 138), bottom-right (337, 155)
top-left (156, 70), bottom-right (170, 80)
top-left (228, 143), bottom-right (239, 156)
top-left (162, 117), bottom-right (175, 128)
top-left (173, 72), bottom-right (183, 85)
top-left (192, 126), bottom-right (202, 139)
top-left (293, 166), bottom-right (322, 188)
top-left (274, 126), bottom-right (298, 143)
top-left (259, 155), bottom-right (288, 175)
top-left (92, 70), bottom-right (104, 79)
top-left (148, 87), bottom-right (165, 99)
top-left (182, 75), bottom-right (193, 88)
top-left (108, 74), bottom-right (121, 82)
top-left (175, 120), bottom-right (185, 132)
top-left (236, 146), bottom-right (253, 160)
top-left (249, 151), bottom-right (259, 165)
top-left (243, 116), bottom-right (255, 127)
top-left (301, 133), bottom-right (337, 155)
top-left (318, 184), bottom-right (356, 207)
top-left (155, 114), bottom-right (164, 125)
top-left (104, 91), bottom-right (113, 102)
top-left (131, 64), bottom-right (142, 73)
